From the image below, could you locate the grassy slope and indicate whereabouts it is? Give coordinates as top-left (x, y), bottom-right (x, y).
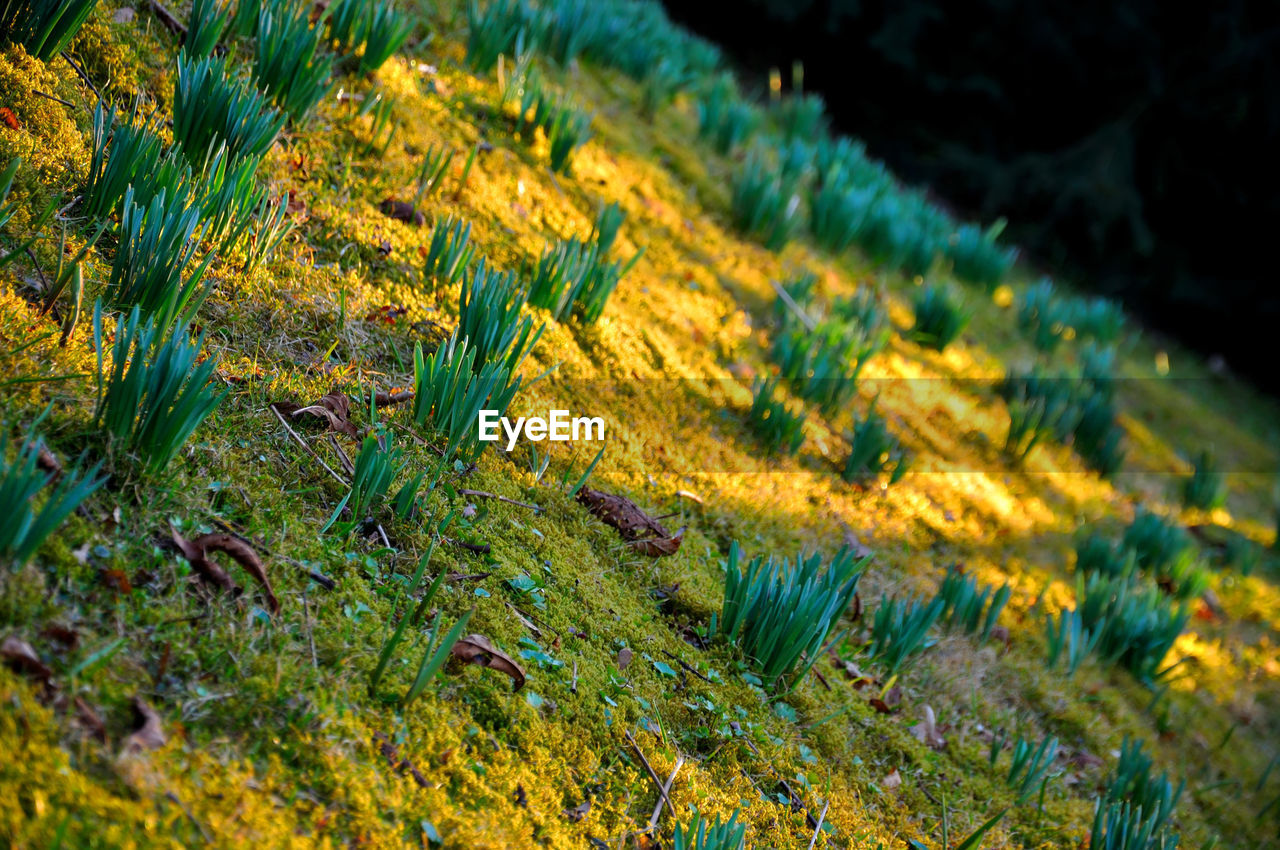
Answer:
top-left (1, 3), bottom-right (1279, 848)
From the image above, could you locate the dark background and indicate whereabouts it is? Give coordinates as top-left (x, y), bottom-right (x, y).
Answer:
top-left (662, 0), bottom-right (1280, 390)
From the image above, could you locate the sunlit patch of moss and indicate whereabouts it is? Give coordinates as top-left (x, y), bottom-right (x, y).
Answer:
top-left (0, 45), bottom-right (85, 192)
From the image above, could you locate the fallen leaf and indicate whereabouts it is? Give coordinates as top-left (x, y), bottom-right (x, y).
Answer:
top-left (41, 623), bottom-right (79, 650)
top-left (123, 696), bottom-right (166, 754)
top-left (869, 685), bottom-right (902, 714)
top-left (908, 705), bottom-right (947, 750)
top-left (629, 526), bottom-right (686, 557)
top-left (1, 636), bottom-right (53, 685)
top-left (838, 659), bottom-right (875, 689)
top-left (563, 799), bottom-right (591, 822)
top-left (273, 391), bottom-right (359, 438)
top-left (112, 6), bottom-right (135, 23)
top-left (450, 634), bottom-right (526, 691)
top-left (100, 568), bottom-right (132, 594)
top-left (171, 531), bottom-right (280, 614)
top-left (0, 106), bottom-right (20, 131)
top-left (616, 647), bottom-right (633, 670)
top-left (380, 198), bottom-right (424, 225)
top-left (840, 524), bottom-right (874, 559)
top-left (576, 487), bottom-right (684, 557)
top-left (882, 768), bottom-right (902, 790)
top-left (286, 189), bottom-right (306, 215)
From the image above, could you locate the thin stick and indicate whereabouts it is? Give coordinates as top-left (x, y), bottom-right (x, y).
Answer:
top-left (806, 800), bottom-right (829, 849)
top-left (625, 731), bottom-right (675, 825)
top-left (442, 535), bottom-right (490, 555)
top-left (56, 195), bottom-right (83, 218)
top-left (327, 433), bottom-right (355, 476)
top-left (647, 754), bottom-right (685, 831)
top-left (59, 52), bottom-right (100, 102)
top-left (570, 661), bottom-right (578, 695)
top-left (660, 650), bottom-right (712, 683)
top-left (302, 587), bottom-right (318, 669)
top-left (458, 488), bottom-right (542, 512)
top-left (32, 89), bottom-right (74, 108)
top-left (770, 277), bottom-right (817, 331)
top-left (149, 0), bottom-right (188, 35)
top-left (269, 403), bottom-right (349, 487)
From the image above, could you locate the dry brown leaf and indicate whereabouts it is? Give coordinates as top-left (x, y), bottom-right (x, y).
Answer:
top-left (908, 705), bottom-right (947, 750)
top-left (450, 634), bottom-right (526, 691)
top-left (563, 799), bottom-right (591, 822)
top-left (628, 526), bottom-right (686, 557)
top-left (882, 768), bottom-right (902, 791)
top-left (273, 391), bottom-right (359, 438)
top-left (380, 198), bottom-right (425, 225)
top-left (197, 535), bottom-right (280, 614)
top-left (576, 487), bottom-right (684, 558)
top-left (616, 647), bottom-right (633, 670)
top-left (171, 531), bottom-right (280, 614)
top-left (838, 659), bottom-right (875, 689)
top-left (123, 696), bottom-right (166, 754)
top-left (869, 684), bottom-right (902, 714)
top-left (1, 636), bottom-right (53, 685)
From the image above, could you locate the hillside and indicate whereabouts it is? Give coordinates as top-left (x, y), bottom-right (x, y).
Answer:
top-left (1, 1), bottom-right (1278, 848)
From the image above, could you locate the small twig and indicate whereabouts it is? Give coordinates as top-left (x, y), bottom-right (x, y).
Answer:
top-left (458, 488), bottom-right (541, 512)
top-left (778, 778), bottom-right (819, 830)
top-left (375, 524), bottom-right (391, 548)
top-left (647, 754), bottom-right (686, 831)
top-left (148, 0), bottom-right (188, 35)
top-left (570, 661), bottom-right (578, 695)
top-left (442, 535), bottom-right (490, 555)
top-left (327, 433), bottom-right (355, 476)
top-left (660, 650), bottom-right (712, 684)
top-left (770, 277), bottom-right (817, 332)
top-left (302, 587), bottom-right (318, 669)
top-left (58, 52), bottom-right (100, 102)
top-left (32, 89), bottom-right (74, 108)
top-left (56, 195), bottom-right (83, 219)
top-left (269, 403), bottom-right (349, 488)
top-left (810, 663), bottom-right (832, 692)
top-left (807, 800), bottom-right (829, 849)
top-left (625, 731), bottom-right (675, 825)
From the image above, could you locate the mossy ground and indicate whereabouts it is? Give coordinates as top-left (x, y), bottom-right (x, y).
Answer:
top-left (1, 3), bottom-right (1279, 848)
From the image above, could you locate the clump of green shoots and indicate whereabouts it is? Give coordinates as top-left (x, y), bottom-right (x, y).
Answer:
top-left (254, 0), bottom-right (334, 122)
top-left (109, 185), bottom-right (218, 334)
top-left (358, 0), bottom-right (413, 74)
top-left (183, 0), bottom-right (228, 58)
top-left (1103, 736), bottom-right (1185, 835)
top-left (1121, 508), bottom-right (1207, 599)
top-left (465, 0), bottom-right (528, 73)
top-left (173, 54), bottom-right (285, 165)
top-left (323, 429), bottom-right (425, 533)
top-left (0, 427), bottom-right (105, 570)
top-left (1076, 573), bottom-right (1190, 683)
top-left (1017, 278), bottom-right (1073, 353)
top-left (696, 74), bottom-right (757, 156)
top-left (771, 287), bottom-right (887, 416)
top-left (92, 303), bottom-right (227, 472)
top-left (423, 215), bottom-right (474, 287)
top-left (947, 220), bottom-right (1017, 290)
top-left (527, 234), bottom-right (641, 324)
top-left (842, 398), bottom-right (910, 485)
top-left (711, 541), bottom-right (868, 690)
top-left (746, 377), bottom-right (806, 456)
top-left (412, 335), bottom-right (523, 464)
top-left (731, 150), bottom-right (802, 252)
top-left (456, 258), bottom-right (543, 372)
top-left (933, 566), bottom-right (1010, 641)
top-left (1003, 734), bottom-right (1060, 804)
top-left (83, 102), bottom-right (166, 221)
top-left (0, 0), bottom-right (100, 61)
top-left (671, 808), bottom-right (747, 850)
top-left (412, 144), bottom-right (454, 207)
top-left (866, 593), bottom-right (943, 674)
top-left (1181, 448), bottom-right (1227, 511)
top-left (1044, 607), bottom-right (1097, 676)
top-left (909, 283), bottom-right (970, 352)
